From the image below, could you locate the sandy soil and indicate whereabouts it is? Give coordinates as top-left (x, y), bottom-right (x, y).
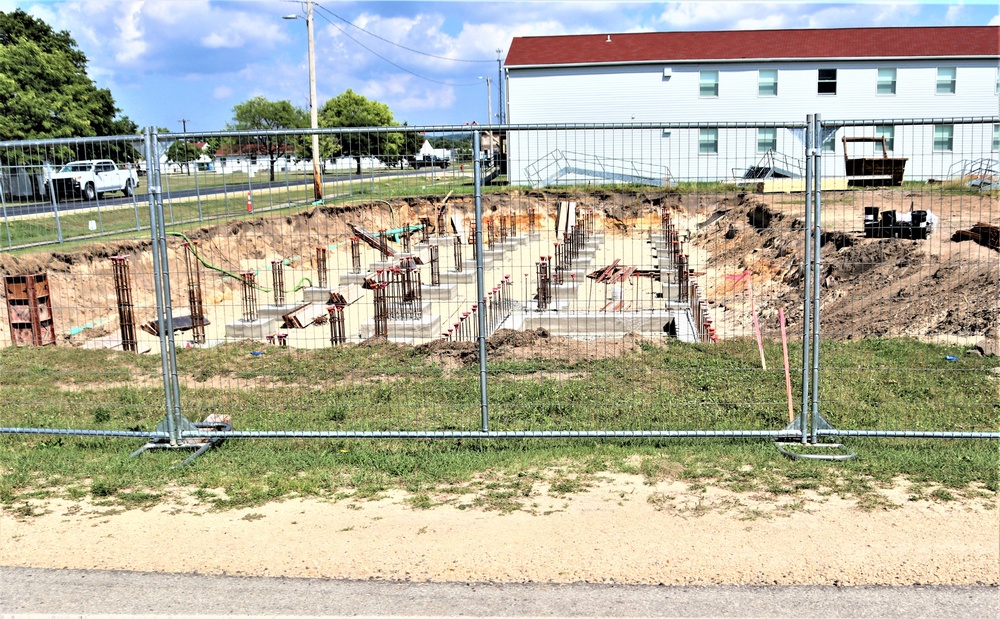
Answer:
top-left (2, 474), bottom-right (997, 585)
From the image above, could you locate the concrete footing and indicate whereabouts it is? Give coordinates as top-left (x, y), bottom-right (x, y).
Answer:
top-left (421, 283), bottom-right (459, 300)
top-left (518, 310), bottom-right (698, 342)
top-left (225, 317), bottom-right (275, 340)
top-left (360, 314), bottom-right (443, 342)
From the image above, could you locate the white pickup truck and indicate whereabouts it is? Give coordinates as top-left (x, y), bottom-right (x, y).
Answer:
top-left (50, 159), bottom-right (139, 201)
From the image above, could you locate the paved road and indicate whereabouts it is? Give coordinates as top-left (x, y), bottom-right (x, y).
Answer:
top-left (2, 169), bottom-right (440, 219)
top-left (1, 567), bottom-right (996, 617)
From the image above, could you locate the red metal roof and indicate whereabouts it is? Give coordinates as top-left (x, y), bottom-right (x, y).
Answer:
top-left (505, 26), bottom-right (1000, 67)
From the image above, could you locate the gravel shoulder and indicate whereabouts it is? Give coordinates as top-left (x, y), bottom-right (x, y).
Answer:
top-left (2, 473), bottom-right (997, 586)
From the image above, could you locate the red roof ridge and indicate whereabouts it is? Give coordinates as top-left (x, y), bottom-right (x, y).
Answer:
top-left (506, 26), bottom-right (1000, 67)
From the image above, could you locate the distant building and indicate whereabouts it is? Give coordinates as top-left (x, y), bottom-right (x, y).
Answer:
top-left (504, 26), bottom-right (1000, 185)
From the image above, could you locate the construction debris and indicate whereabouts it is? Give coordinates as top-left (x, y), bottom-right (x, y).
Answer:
top-left (952, 222), bottom-right (1000, 250)
top-left (139, 315), bottom-right (212, 336)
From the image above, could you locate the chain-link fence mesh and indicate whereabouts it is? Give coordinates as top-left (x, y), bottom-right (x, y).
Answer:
top-left (1, 118), bottom-right (997, 445)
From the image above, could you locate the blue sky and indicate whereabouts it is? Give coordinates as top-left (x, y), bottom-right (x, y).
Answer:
top-left (3, 0), bottom-right (998, 133)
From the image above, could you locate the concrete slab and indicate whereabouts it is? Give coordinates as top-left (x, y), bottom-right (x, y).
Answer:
top-left (258, 303), bottom-right (303, 319)
top-left (225, 317), bottom-right (276, 340)
top-left (421, 284), bottom-right (459, 301)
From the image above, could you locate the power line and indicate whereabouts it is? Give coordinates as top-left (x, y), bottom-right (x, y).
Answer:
top-left (313, 2), bottom-right (494, 64)
top-left (311, 8), bottom-right (484, 87)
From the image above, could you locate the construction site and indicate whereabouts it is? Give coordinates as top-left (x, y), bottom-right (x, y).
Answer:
top-left (2, 187), bottom-right (997, 358)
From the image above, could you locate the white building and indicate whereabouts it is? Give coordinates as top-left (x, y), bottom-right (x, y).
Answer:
top-left (503, 26), bottom-right (1000, 185)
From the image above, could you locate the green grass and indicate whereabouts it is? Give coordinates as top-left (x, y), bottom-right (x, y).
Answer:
top-left (0, 337), bottom-right (996, 513)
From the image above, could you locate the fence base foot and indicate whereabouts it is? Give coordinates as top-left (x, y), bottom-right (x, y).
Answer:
top-left (129, 421), bottom-right (230, 466)
top-left (773, 438), bottom-right (857, 461)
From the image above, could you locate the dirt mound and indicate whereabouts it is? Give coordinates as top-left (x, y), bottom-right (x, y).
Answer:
top-left (695, 193), bottom-right (999, 339)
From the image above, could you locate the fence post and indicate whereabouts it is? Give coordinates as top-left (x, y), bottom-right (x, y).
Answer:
top-left (44, 162), bottom-right (63, 244)
top-left (473, 130), bottom-right (489, 433)
top-left (800, 115), bottom-right (814, 444)
top-left (810, 114), bottom-right (824, 444)
top-left (144, 128), bottom-right (178, 444)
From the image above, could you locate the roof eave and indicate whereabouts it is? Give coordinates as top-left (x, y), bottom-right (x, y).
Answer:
top-left (506, 55), bottom-right (1000, 70)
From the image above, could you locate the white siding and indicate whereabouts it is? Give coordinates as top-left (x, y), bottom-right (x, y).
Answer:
top-left (506, 58), bottom-right (999, 183)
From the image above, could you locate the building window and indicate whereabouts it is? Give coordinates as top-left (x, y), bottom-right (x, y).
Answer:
top-left (875, 125), bottom-right (895, 151)
top-left (699, 128), bottom-right (718, 154)
top-left (877, 68), bottom-right (896, 95)
top-left (757, 128), bottom-right (777, 152)
top-left (993, 125), bottom-right (999, 151)
top-left (700, 70), bottom-right (719, 97)
top-left (822, 131), bottom-right (836, 153)
top-left (818, 69), bottom-right (837, 95)
top-left (758, 69), bottom-right (777, 96)
top-left (936, 67), bottom-right (956, 94)
top-left (933, 125), bottom-right (953, 151)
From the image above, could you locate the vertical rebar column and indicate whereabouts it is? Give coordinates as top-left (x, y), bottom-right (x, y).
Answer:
top-left (436, 209), bottom-right (447, 238)
top-left (528, 207), bottom-right (536, 235)
top-left (241, 272), bottom-right (258, 322)
top-left (487, 219), bottom-right (496, 250)
top-left (419, 216), bottom-right (432, 243)
top-left (110, 256), bottom-right (137, 353)
top-left (373, 279), bottom-right (388, 338)
top-left (429, 245), bottom-right (441, 286)
top-left (402, 223), bottom-right (412, 253)
top-left (316, 247), bottom-right (328, 289)
top-left (499, 215), bottom-right (508, 243)
top-left (509, 213), bottom-right (517, 238)
top-left (470, 225), bottom-right (478, 260)
top-left (328, 305), bottom-right (346, 345)
top-left (677, 255), bottom-right (689, 303)
top-left (271, 260), bottom-right (285, 305)
top-left (378, 230), bottom-right (389, 259)
top-left (183, 243), bottom-right (206, 344)
top-left (536, 259), bottom-right (551, 310)
top-left (454, 237), bottom-right (463, 272)
top-left (351, 237), bottom-right (362, 274)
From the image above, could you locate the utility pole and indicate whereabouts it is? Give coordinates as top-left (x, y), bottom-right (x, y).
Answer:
top-left (286, 2), bottom-right (323, 202)
top-left (496, 48), bottom-right (504, 123)
top-left (307, 0), bottom-right (322, 202)
top-left (178, 118), bottom-right (191, 175)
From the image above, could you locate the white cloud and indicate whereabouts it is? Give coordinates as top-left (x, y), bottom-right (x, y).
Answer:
top-left (212, 86), bottom-right (233, 100)
top-left (989, 14), bottom-right (1000, 26)
top-left (945, 4), bottom-right (965, 23)
top-left (113, 0), bottom-right (147, 63)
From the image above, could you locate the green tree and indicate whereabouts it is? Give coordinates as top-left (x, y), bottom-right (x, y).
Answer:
top-left (319, 89), bottom-right (402, 175)
top-left (165, 140), bottom-right (202, 175)
top-left (228, 96), bottom-right (307, 182)
top-left (0, 10), bottom-right (136, 146)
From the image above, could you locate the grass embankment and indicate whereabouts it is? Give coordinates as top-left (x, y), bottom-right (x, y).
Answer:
top-left (1, 337), bottom-right (996, 513)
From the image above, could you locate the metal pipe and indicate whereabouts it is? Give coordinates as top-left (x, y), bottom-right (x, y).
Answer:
top-left (810, 114), bottom-right (824, 443)
top-left (143, 128), bottom-right (177, 445)
top-left (800, 114), bottom-right (814, 445)
top-left (473, 130), bottom-right (489, 433)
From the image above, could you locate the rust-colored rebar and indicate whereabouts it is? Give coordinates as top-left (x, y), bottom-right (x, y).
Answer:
top-left (436, 209), bottom-right (447, 237)
top-left (498, 215), bottom-right (508, 243)
top-left (402, 222), bottom-right (412, 253)
top-left (536, 258), bottom-right (551, 310)
top-left (386, 267), bottom-right (423, 320)
top-left (328, 305), bottom-right (346, 345)
top-left (183, 243), bottom-right (206, 344)
top-left (110, 256), bottom-right (137, 352)
top-left (454, 236), bottom-right (463, 272)
top-left (429, 244), bottom-right (441, 286)
top-left (378, 230), bottom-right (390, 259)
top-left (316, 247), bottom-right (328, 288)
top-left (351, 237), bottom-right (362, 274)
top-left (528, 207), bottom-right (536, 234)
top-left (677, 255), bottom-right (690, 303)
top-left (372, 277), bottom-right (388, 338)
top-left (271, 259), bottom-right (285, 305)
top-left (419, 216), bottom-right (432, 243)
top-left (241, 271), bottom-right (258, 322)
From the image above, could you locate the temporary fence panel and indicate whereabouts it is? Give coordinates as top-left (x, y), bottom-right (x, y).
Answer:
top-left (808, 116), bottom-right (1000, 439)
top-left (2, 118), bottom-right (996, 448)
top-left (0, 133), bottom-right (171, 442)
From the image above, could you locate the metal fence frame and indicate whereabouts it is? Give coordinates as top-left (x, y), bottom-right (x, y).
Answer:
top-left (2, 116), bottom-right (998, 453)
